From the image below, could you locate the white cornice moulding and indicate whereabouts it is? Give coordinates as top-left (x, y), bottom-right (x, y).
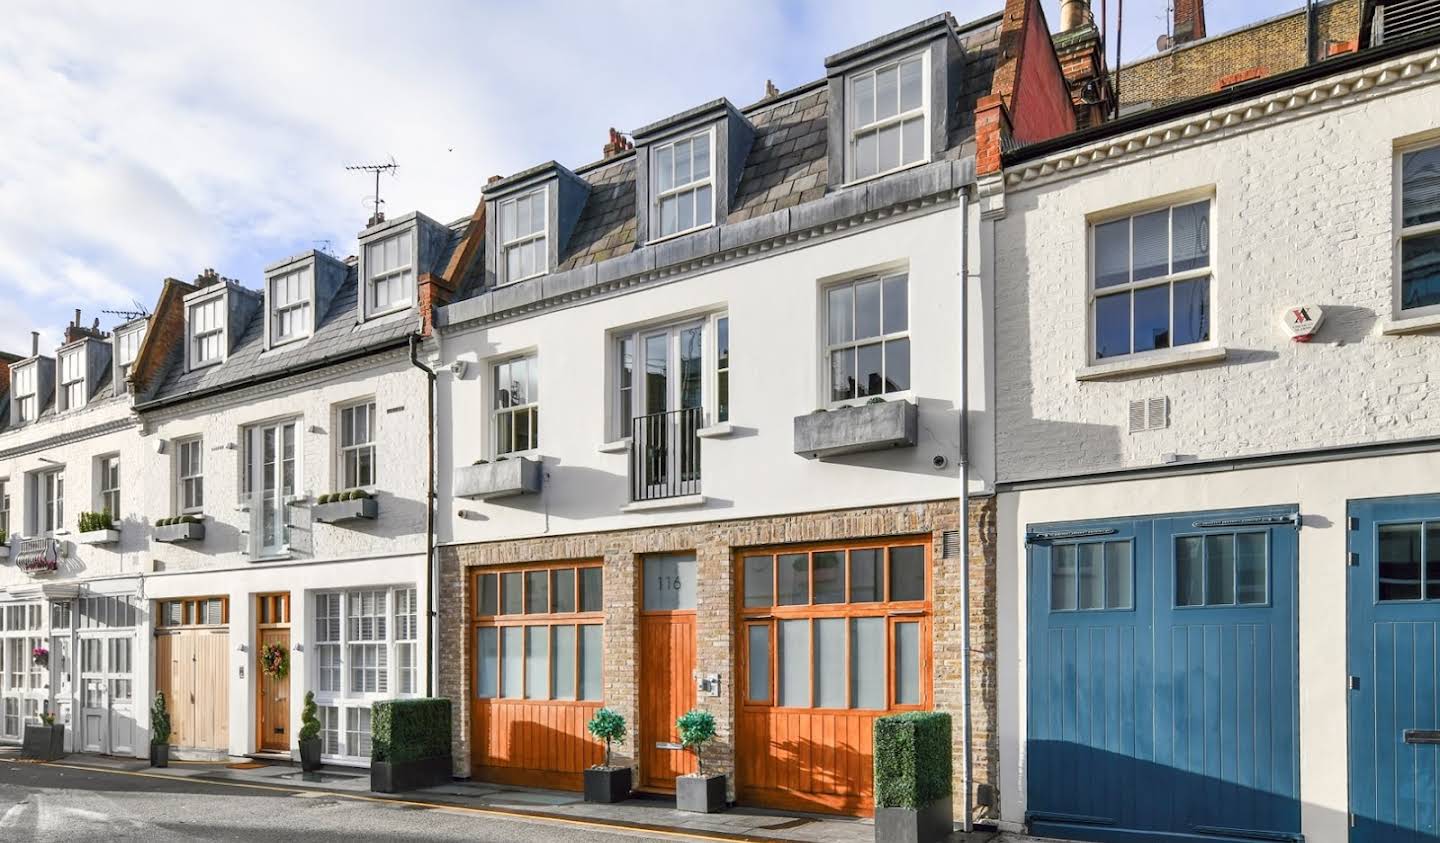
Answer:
top-left (1007, 47), bottom-right (1440, 190)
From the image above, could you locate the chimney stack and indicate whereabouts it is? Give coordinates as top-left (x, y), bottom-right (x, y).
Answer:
top-left (31, 331), bottom-right (39, 357)
top-left (63, 308), bottom-right (109, 344)
top-left (1060, 0), bottom-right (1093, 31)
top-left (764, 79), bottom-right (780, 99)
top-left (1173, 0), bottom-right (1207, 45)
top-left (602, 128), bottom-right (633, 160)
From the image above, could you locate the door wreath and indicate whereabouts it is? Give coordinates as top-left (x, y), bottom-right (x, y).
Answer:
top-left (260, 642), bottom-right (289, 679)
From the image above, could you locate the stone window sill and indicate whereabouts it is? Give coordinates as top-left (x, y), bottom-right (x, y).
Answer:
top-left (622, 495), bottom-right (706, 513)
top-left (1380, 312), bottom-right (1440, 336)
top-left (598, 438), bottom-right (630, 454)
top-left (696, 422), bottom-right (733, 439)
top-left (1075, 347), bottom-right (1228, 381)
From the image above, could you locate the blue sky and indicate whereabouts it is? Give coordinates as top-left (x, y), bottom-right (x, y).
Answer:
top-left (0, 0), bottom-right (1301, 355)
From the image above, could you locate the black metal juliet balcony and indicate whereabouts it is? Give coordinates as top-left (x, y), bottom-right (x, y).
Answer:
top-left (630, 407), bottom-right (702, 502)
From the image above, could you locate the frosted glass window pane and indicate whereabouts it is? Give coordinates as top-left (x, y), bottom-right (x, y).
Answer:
top-left (525, 626), bottom-right (548, 699)
top-left (849, 549), bottom-right (882, 602)
top-left (889, 546), bottom-right (925, 601)
top-left (1105, 541), bottom-right (1133, 609)
top-left (1172, 201), bottom-right (1210, 272)
top-left (895, 621), bottom-right (920, 705)
top-left (1095, 219), bottom-right (1130, 287)
top-left (778, 619), bottom-right (810, 707)
top-left (477, 627), bottom-right (497, 698)
top-left (1205, 534), bottom-right (1236, 605)
top-left (1051, 545), bottom-right (1077, 611)
top-left (851, 617), bottom-right (885, 709)
top-left (746, 624), bottom-right (770, 702)
top-left (579, 568), bottom-right (603, 613)
top-left (1078, 543), bottom-right (1104, 610)
top-left (579, 624), bottom-right (603, 700)
top-left (644, 554), bottom-right (696, 611)
top-left (525, 571), bottom-right (549, 614)
top-left (1175, 536), bottom-right (1205, 606)
top-left (479, 574), bottom-right (498, 616)
top-left (1132, 209), bottom-right (1169, 281)
top-left (813, 552), bottom-right (845, 604)
top-left (743, 556), bottom-right (773, 607)
top-left (815, 618), bottom-right (846, 708)
top-left (552, 625), bottom-right (576, 700)
top-left (500, 627), bottom-right (523, 698)
top-left (552, 569), bottom-right (575, 614)
top-left (501, 573), bottom-right (523, 615)
top-left (1236, 533), bottom-right (1267, 605)
top-left (776, 553), bottom-right (809, 605)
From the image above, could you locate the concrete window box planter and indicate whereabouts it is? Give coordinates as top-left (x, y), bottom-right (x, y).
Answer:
top-left (0, 543), bottom-right (11, 561)
top-left (454, 457), bottom-right (543, 500)
top-left (313, 496), bottom-right (378, 524)
top-left (22, 723), bottom-right (66, 761)
top-left (154, 521), bottom-right (205, 543)
top-left (676, 773), bottom-right (727, 813)
top-left (794, 400), bottom-right (918, 459)
top-left (75, 529), bottom-right (121, 546)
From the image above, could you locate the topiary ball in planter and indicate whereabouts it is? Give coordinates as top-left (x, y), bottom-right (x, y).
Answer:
top-left (873, 711), bottom-right (953, 843)
top-left (676, 709), bottom-right (726, 813)
top-left (584, 708), bottom-right (632, 803)
top-left (298, 691), bottom-right (323, 773)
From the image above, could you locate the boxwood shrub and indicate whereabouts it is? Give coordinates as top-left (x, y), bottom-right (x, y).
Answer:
top-left (371, 698), bottom-right (452, 764)
top-left (873, 711), bottom-right (952, 809)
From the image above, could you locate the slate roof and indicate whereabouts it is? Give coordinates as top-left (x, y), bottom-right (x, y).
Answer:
top-left (460, 12), bottom-right (1001, 299)
top-left (140, 267), bottom-right (416, 408)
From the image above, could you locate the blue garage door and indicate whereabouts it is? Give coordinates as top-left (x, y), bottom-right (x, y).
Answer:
top-left (1026, 506), bottom-right (1300, 843)
top-left (1349, 495), bottom-right (1440, 843)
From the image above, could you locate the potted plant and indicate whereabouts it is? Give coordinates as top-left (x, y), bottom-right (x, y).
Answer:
top-left (299, 691), bottom-right (322, 772)
top-left (31, 645), bottom-right (48, 669)
top-left (583, 708), bottom-right (632, 803)
top-left (151, 691), bottom-right (172, 767)
top-left (76, 510), bottom-right (120, 545)
top-left (370, 698), bottom-right (453, 793)
top-left (675, 708), bottom-right (725, 813)
top-left (873, 711), bottom-right (953, 843)
top-left (21, 710), bottom-right (65, 761)
top-left (153, 514), bottom-right (205, 543)
top-left (312, 489), bottom-right (379, 524)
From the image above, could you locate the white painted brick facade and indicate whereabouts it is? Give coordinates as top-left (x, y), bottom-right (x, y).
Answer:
top-left (994, 64), bottom-right (1440, 482)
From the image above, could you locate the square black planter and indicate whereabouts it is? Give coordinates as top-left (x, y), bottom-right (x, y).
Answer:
top-left (21, 724), bottom-right (65, 761)
top-left (676, 773), bottom-right (727, 813)
top-left (583, 766), bottom-right (632, 803)
top-left (370, 755), bottom-right (452, 793)
top-left (875, 799), bottom-right (954, 843)
top-left (150, 743), bottom-right (169, 768)
top-left (299, 738), bottom-right (322, 772)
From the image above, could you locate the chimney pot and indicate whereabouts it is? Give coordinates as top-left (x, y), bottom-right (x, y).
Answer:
top-left (31, 331), bottom-right (39, 357)
top-left (602, 129), bottom-right (633, 160)
top-left (764, 79), bottom-right (780, 99)
top-left (1059, 0), bottom-right (1093, 31)
top-left (487, 174), bottom-right (504, 185)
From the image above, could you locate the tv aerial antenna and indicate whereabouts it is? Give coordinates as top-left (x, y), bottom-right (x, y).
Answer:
top-left (101, 299), bottom-right (151, 322)
top-left (346, 156), bottom-right (398, 225)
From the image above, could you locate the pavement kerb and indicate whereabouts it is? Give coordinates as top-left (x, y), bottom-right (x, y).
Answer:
top-left (42, 761), bottom-right (794, 843)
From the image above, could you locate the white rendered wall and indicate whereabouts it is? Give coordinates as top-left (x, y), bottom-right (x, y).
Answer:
top-left (437, 202), bottom-right (988, 545)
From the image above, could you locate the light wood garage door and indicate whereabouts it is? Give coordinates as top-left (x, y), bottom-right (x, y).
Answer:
top-left (154, 597), bottom-right (230, 752)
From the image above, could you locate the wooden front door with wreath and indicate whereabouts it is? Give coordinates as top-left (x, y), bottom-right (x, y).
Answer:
top-left (255, 593), bottom-right (291, 753)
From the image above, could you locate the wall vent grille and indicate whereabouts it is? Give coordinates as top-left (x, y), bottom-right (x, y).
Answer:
top-left (941, 529), bottom-right (962, 559)
top-left (1128, 397), bottom-right (1169, 433)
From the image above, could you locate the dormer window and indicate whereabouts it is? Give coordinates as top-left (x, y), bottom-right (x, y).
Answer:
top-left (654, 129), bottom-right (714, 238)
top-left (58, 347), bottom-right (86, 412)
top-left (499, 190), bottom-right (548, 284)
top-left (363, 229), bottom-right (414, 317)
top-left (113, 322), bottom-right (146, 394)
top-left (847, 53), bottom-right (927, 182)
top-left (189, 297), bottom-right (225, 368)
top-left (269, 264), bottom-right (313, 345)
top-left (12, 363), bottom-right (37, 424)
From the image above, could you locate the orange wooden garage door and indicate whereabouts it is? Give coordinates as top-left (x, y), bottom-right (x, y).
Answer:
top-left (736, 538), bottom-right (932, 816)
top-left (470, 562), bottom-right (605, 789)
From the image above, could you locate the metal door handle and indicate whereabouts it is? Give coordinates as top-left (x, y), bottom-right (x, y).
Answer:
top-left (1404, 729), bottom-right (1440, 744)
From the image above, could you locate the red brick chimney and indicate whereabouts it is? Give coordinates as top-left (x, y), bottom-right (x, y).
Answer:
top-left (63, 309), bottom-right (109, 343)
top-left (602, 128), bottom-right (633, 160)
top-left (0, 351), bottom-right (21, 396)
top-left (1053, 0), bottom-right (1114, 129)
top-left (1174, 0), bottom-right (1207, 45)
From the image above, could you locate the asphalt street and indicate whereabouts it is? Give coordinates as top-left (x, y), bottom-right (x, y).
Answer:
top-left (0, 760), bottom-right (708, 842)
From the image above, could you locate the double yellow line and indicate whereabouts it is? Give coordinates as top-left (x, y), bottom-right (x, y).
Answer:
top-left (46, 762), bottom-right (782, 843)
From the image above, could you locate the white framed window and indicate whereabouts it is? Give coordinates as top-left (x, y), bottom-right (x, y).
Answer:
top-left (242, 419), bottom-right (299, 557)
top-left (492, 355), bottom-right (538, 456)
top-left (613, 312), bottom-right (726, 439)
top-left (188, 297), bottom-right (225, 368)
top-left (113, 323), bottom-right (146, 393)
top-left (1398, 142), bottom-right (1440, 316)
top-left (58, 348), bottom-right (86, 412)
top-left (499, 190), bottom-right (548, 284)
top-left (12, 363), bottom-right (37, 424)
top-left (97, 456), bottom-right (120, 518)
top-left (30, 469), bottom-right (64, 536)
top-left (338, 401), bottom-right (376, 490)
top-left (715, 315), bottom-right (730, 424)
top-left (176, 438), bottom-right (204, 513)
top-left (1090, 198), bottom-right (1212, 361)
top-left (269, 265), bottom-right (313, 345)
top-left (312, 586), bottom-right (417, 762)
top-left (825, 273), bottom-right (909, 404)
top-left (0, 479), bottom-right (9, 538)
top-left (653, 129), bottom-right (715, 239)
top-left (363, 230), bottom-right (414, 317)
top-left (847, 52), bottom-right (928, 183)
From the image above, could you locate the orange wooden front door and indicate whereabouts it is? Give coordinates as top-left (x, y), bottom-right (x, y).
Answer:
top-left (639, 612), bottom-right (696, 791)
top-left (256, 594), bottom-right (290, 753)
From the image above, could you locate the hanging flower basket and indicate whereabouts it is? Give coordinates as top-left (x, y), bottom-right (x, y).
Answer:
top-left (31, 646), bottom-right (48, 668)
top-left (260, 643), bottom-right (289, 679)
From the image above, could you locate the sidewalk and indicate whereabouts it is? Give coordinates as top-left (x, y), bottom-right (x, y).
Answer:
top-left (41, 752), bottom-right (1050, 843)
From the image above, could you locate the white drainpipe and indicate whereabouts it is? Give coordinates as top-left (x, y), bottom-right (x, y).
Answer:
top-left (957, 185), bottom-right (974, 833)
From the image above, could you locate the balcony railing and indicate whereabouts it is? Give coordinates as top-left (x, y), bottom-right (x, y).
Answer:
top-left (630, 406), bottom-right (702, 502)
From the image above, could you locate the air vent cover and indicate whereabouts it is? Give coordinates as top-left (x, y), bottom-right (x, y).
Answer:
top-left (1128, 397), bottom-right (1169, 433)
top-left (941, 529), bottom-right (962, 559)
